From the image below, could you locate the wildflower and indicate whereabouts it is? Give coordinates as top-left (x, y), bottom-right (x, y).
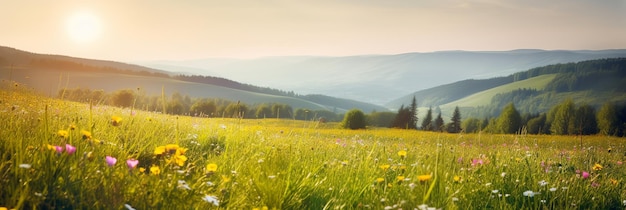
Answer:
top-left (105, 156), bottom-right (117, 166)
top-left (581, 171), bottom-right (590, 179)
top-left (124, 204), bottom-right (136, 210)
top-left (165, 144), bottom-right (179, 153)
top-left (617, 161), bottom-right (623, 165)
top-left (178, 180), bottom-right (191, 190)
top-left (57, 130), bottom-right (69, 139)
top-left (54, 145), bottom-right (64, 154)
top-left (471, 158), bottom-right (484, 167)
top-left (176, 147), bottom-right (187, 155)
top-left (453, 175), bottom-right (461, 182)
top-left (592, 163), bottom-right (603, 171)
top-left (153, 146), bottom-right (166, 155)
top-left (538, 180), bottom-right (548, 187)
top-left (19, 164), bottom-right (32, 169)
top-left (549, 187), bottom-right (557, 192)
top-left (523, 190), bottom-right (537, 197)
top-left (501, 172), bottom-right (506, 178)
top-left (126, 159), bottom-right (139, 169)
top-left (376, 177), bottom-right (385, 183)
top-left (610, 178), bottom-right (618, 185)
top-left (202, 195), bottom-right (219, 206)
top-left (139, 167), bottom-right (146, 173)
top-left (150, 165), bottom-right (161, 175)
top-left (396, 176), bottom-right (405, 182)
top-left (65, 144), bottom-right (76, 155)
top-left (206, 163), bottom-right (218, 174)
top-left (591, 182), bottom-right (600, 188)
top-left (111, 116), bottom-right (122, 126)
top-left (417, 174), bottom-right (432, 182)
top-left (86, 151), bottom-right (94, 161)
top-left (171, 154), bottom-right (187, 166)
top-left (492, 189), bottom-right (499, 194)
top-left (379, 164), bottom-right (391, 170)
top-left (398, 150), bottom-right (407, 159)
top-left (81, 130), bottom-right (92, 140)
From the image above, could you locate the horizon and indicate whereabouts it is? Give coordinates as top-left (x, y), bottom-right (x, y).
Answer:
top-left (2, 1), bottom-right (626, 62)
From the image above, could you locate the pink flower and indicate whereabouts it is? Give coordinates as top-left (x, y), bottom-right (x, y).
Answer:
top-left (582, 171), bottom-right (590, 179)
top-left (105, 156), bottom-right (117, 166)
top-left (54, 146), bottom-right (64, 154)
top-left (471, 158), bottom-right (483, 167)
top-left (617, 161), bottom-right (623, 165)
top-left (65, 144), bottom-right (76, 155)
top-left (127, 159), bottom-right (139, 169)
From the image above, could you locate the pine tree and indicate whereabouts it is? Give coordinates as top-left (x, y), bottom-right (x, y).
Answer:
top-left (433, 112), bottom-right (444, 132)
top-left (448, 106), bottom-right (462, 133)
top-left (421, 107), bottom-right (433, 131)
top-left (408, 96), bottom-right (418, 129)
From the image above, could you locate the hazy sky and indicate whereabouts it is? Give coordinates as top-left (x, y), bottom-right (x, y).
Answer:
top-left (2, 0), bottom-right (625, 61)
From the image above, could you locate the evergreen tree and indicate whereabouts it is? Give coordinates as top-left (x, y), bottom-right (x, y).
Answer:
top-left (408, 96), bottom-right (418, 129)
top-left (421, 107), bottom-right (433, 131)
top-left (433, 112), bottom-right (444, 132)
top-left (392, 104), bottom-right (412, 129)
top-left (448, 106), bottom-right (462, 133)
top-left (496, 103), bottom-right (522, 134)
top-left (597, 102), bottom-right (619, 136)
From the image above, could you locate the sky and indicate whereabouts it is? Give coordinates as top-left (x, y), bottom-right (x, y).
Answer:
top-left (1, 0), bottom-right (626, 61)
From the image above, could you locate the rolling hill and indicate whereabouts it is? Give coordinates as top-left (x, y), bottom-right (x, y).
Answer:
top-left (0, 46), bottom-right (388, 113)
top-left (139, 49), bottom-right (626, 105)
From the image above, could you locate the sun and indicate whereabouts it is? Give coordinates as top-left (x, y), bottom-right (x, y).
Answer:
top-left (66, 11), bottom-right (102, 43)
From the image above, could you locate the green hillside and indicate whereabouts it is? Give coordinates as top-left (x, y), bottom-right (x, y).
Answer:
top-left (443, 74), bottom-right (557, 108)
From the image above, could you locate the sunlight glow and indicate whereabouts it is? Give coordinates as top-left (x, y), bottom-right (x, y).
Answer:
top-left (66, 11), bottom-right (101, 43)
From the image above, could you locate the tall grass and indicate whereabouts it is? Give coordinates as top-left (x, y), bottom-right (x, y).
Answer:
top-left (1, 83), bottom-right (625, 209)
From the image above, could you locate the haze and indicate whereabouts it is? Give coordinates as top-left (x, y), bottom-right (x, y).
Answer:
top-left (2, 0), bottom-right (626, 61)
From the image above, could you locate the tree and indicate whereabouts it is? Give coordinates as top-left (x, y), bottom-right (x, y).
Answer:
top-left (190, 100), bottom-right (216, 117)
top-left (462, 118), bottom-right (482, 133)
top-left (391, 105), bottom-right (411, 128)
top-left (550, 99), bottom-right (575, 135)
top-left (368, 111), bottom-right (396, 127)
top-left (572, 104), bottom-right (598, 135)
top-left (408, 96), bottom-right (418, 129)
top-left (421, 107), bottom-right (433, 131)
top-left (447, 106), bottom-right (462, 133)
top-left (526, 114), bottom-right (547, 134)
top-left (341, 109), bottom-right (367, 129)
top-left (597, 102), bottom-right (619, 136)
top-left (255, 104), bottom-right (273, 118)
top-left (496, 103), bottom-right (522, 134)
top-left (110, 89), bottom-right (134, 108)
top-left (433, 112), bottom-right (444, 132)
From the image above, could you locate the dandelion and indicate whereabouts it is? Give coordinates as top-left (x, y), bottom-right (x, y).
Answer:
top-left (398, 150), bottom-right (407, 159)
top-left (453, 175), bottom-right (461, 182)
top-left (581, 171), bottom-right (590, 179)
top-left (153, 146), bottom-right (166, 155)
top-left (202, 195), bottom-right (219, 206)
top-left (105, 156), bottom-right (117, 166)
top-left (592, 163), bottom-right (603, 171)
top-left (379, 164), bottom-right (391, 170)
top-left (139, 167), bottom-right (146, 173)
top-left (165, 144), bottom-right (179, 153)
top-left (81, 130), bottom-right (92, 140)
top-left (171, 154), bottom-right (187, 166)
top-left (150, 165), bottom-right (161, 175)
top-left (396, 176), bottom-right (405, 182)
top-left (57, 130), bottom-right (69, 139)
top-left (126, 159), bottom-right (139, 169)
top-left (111, 116), bottom-right (122, 126)
top-left (417, 174), bottom-right (432, 182)
top-left (206, 163), bottom-right (218, 174)
top-left (376, 177), bottom-right (385, 183)
top-left (65, 144), bottom-right (76, 155)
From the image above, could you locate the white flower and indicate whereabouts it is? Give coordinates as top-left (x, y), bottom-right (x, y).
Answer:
top-left (622, 199), bottom-right (626, 206)
top-left (452, 197), bottom-right (459, 202)
top-left (124, 204), bottom-right (136, 210)
top-left (523, 190), bottom-right (539, 197)
top-left (492, 189), bottom-right (499, 194)
top-left (268, 175), bottom-right (276, 179)
top-left (538, 180), bottom-right (548, 186)
top-left (384, 206), bottom-right (393, 210)
top-left (202, 195), bottom-right (219, 206)
top-left (19, 164), bottom-right (32, 169)
top-left (417, 204), bottom-right (428, 210)
top-left (500, 172), bottom-right (506, 178)
top-left (178, 180), bottom-right (191, 190)
top-left (485, 183), bottom-right (492, 186)
top-left (549, 187), bottom-right (557, 192)
top-left (206, 181), bottom-right (215, 186)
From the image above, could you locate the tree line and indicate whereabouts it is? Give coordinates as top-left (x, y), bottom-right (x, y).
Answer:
top-left (58, 88), bottom-right (342, 121)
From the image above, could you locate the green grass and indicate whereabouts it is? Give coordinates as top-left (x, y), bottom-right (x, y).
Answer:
top-left (1, 85), bottom-right (626, 209)
top-left (442, 74), bottom-right (557, 108)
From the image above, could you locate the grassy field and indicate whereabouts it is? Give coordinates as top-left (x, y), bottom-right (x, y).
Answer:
top-left (1, 84), bottom-right (625, 209)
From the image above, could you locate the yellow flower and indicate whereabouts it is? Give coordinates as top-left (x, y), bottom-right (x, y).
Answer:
top-left (206, 163), bottom-right (218, 174)
top-left (396, 176), bottom-right (405, 182)
top-left (57, 130), bottom-right (69, 139)
top-left (172, 154), bottom-right (187, 166)
top-left (81, 130), bottom-right (92, 140)
top-left (610, 178), bottom-right (618, 185)
top-left (453, 175), bottom-right (461, 182)
top-left (417, 174), bottom-right (432, 182)
top-left (376, 177), bottom-right (385, 183)
top-left (111, 116), bottom-right (122, 126)
top-left (1, 207), bottom-right (8, 210)
top-left (379, 164), bottom-right (391, 170)
top-left (139, 167), bottom-right (146, 173)
top-left (45, 144), bottom-right (55, 151)
top-left (221, 175), bottom-right (231, 183)
top-left (165, 144), bottom-right (179, 153)
top-left (592, 163), bottom-right (603, 171)
top-left (153, 146), bottom-right (166, 155)
top-left (176, 147), bottom-right (187, 156)
top-left (398, 150), bottom-right (407, 158)
top-left (150, 165), bottom-right (160, 175)
top-left (69, 124), bottom-right (76, 130)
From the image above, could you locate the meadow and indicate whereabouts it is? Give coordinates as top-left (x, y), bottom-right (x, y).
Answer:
top-left (1, 83), bottom-right (625, 209)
